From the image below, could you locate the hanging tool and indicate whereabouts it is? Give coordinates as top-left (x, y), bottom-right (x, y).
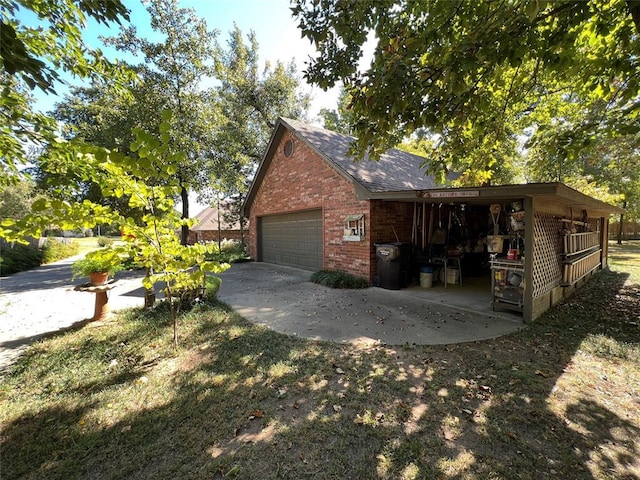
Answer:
top-left (431, 203), bottom-right (446, 244)
top-left (490, 203), bottom-right (501, 235)
top-left (411, 202), bottom-right (418, 245)
top-left (422, 203), bottom-right (427, 250)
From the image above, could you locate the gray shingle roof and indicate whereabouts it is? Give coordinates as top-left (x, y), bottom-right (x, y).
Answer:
top-left (281, 117), bottom-right (439, 193)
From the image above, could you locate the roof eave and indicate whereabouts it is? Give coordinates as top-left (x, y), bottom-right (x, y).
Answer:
top-left (242, 119), bottom-right (288, 217)
top-left (366, 183), bottom-right (623, 215)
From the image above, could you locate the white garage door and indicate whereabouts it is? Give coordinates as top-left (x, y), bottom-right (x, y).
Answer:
top-left (259, 210), bottom-right (323, 271)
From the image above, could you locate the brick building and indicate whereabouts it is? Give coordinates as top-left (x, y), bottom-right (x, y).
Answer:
top-left (188, 202), bottom-right (248, 245)
top-left (244, 117), bottom-right (622, 322)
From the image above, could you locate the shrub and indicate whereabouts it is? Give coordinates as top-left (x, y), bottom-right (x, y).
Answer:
top-left (0, 243), bottom-right (43, 275)
top-left (203, 239), bottom-right (249, 264)
top-left (41, 239), bottom-right (79, 264)
top-left (96, 236), bottom-right (114, 247)
top-left (205, 275), bottom-right (221, 300)
top-left (310, 270), bottom-right (370, 289)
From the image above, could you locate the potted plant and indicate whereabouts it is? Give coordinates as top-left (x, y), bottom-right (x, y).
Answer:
top-left (72, 251), bottom-right (124, 286)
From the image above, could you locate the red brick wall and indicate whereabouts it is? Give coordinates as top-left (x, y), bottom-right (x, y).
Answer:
top-left (368, 200), bottom-right (415, 278)
top-left (248, 131), bottom-right (419, 281)
top-left (248, 130), bottom-right (374, 279)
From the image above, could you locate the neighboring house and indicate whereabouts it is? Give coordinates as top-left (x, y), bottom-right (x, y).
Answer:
top-left (188, 203), bottom-right (248, 245)
top-left (243, 117), bottom-right (623, 322)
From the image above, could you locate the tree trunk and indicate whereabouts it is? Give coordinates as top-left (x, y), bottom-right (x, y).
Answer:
top-left (217, 194), bottom-right (222, 251)
top-left (617, 200), bottom-right (627, 245)
top-left (239, 215), bottom-right (246, 252)
top-left (627, 1), bottom-right (640, 34)
top-left (144, 267), bottom-right (156, 309)
top-left (181, 185), bottom-right (189, 246)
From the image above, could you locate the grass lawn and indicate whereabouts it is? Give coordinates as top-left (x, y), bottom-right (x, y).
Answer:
top-left (73, 237), bottom-right (124, 256)
top-left (609, 239), bottom-right (640, 284)
top-left (1, 247), bottom-right (639, 479)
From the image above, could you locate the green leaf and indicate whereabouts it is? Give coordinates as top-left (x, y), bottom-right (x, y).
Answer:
top-left (31, 198), bottom-right (48, 211)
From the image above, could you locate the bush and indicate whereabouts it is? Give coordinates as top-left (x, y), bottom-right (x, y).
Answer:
top-left (96, 236), bottom-right (114, 247)
top-left (41, 239), bottom-right (79, 264)
top-left (203, 239), bottom-right (249, 264)
top-left (310, 270), bottom-right (370, 289)
top-left (0, 243), bottom-right (43, 275)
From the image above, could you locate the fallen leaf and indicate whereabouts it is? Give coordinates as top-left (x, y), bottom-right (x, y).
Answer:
top-left (333, 404), bottom-right (343, 412)
top-left (462, 408), bottom-right (473, 415)
top-left (335, 368), bottom-right (345, 374)
top-left (535, 370), bottom-right (549, 378)
top-left (249, 409), bottom-right (264, 419)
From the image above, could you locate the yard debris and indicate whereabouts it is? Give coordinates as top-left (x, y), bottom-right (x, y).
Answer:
top-left (248, 409), bottom-right (264, 420)
top-left (332, 404), bottom-right (343, 412)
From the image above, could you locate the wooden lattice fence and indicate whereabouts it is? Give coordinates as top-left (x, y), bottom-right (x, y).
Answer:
top-left (531, 214), bottom-right (563, 297)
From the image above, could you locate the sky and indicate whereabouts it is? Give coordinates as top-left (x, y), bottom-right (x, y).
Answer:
top-left (25, 0), bottom-right (341, 122)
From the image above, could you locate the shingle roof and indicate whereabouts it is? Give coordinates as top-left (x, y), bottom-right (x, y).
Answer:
top-left (281, 117), bottom-right (439, 193)
top-left (192, 202), bottom-right (244, 231)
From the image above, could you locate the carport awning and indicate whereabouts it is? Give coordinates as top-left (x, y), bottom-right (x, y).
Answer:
top-left (359, 182), bottom-right (623, 217)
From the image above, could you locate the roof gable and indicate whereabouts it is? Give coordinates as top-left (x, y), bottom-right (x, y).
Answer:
top-left (191, 203), bottom-right (244, 231)
top-left (281, 118), bottom-right (438, 193)
top-left (244, 117), bottom-right (436, 215)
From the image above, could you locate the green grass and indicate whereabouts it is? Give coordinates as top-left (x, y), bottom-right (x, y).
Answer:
top-left (0, 239), bottom-right (80, 275)
top-left (608, 239), bottom-right (640, 284)
top-left (1, 246), bottom-right (639, 479)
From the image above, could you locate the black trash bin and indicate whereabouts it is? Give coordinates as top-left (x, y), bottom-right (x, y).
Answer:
top-left (375, 243), bottom-right (412, 289)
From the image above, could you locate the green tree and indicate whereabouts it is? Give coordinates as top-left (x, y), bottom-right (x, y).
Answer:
top-left (41, 78), bottom-right (163, 231)
top-left (319, 86), bottom-right (356, 135)
top-left (0, 178), bottom-right (37, 219)
top-left (210, 25), bottom-right (310, 230)
top-left (1, 0), bottom-right (130, 184)
top-left (104, 0), bottom-right (220, 244)
top-left (1, 116), bottom-right (228, 348)
top-left (292, 0), bottom-right (640, 183)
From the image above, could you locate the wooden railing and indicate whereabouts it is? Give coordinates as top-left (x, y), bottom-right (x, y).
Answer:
top-left (562, 249), bottom-right (601, 286)
top-left (563, 231), bottom-right (600, 255)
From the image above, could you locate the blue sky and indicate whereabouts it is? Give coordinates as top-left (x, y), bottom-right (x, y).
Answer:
top-left (22, 0), bottom-right (340, 120)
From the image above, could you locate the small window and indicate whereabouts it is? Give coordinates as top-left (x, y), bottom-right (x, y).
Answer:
top-left (283, 139), bottom-right (294, 157)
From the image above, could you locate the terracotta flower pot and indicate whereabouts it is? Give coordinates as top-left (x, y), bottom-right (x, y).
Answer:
top-left (88, 271), bottom-right (109, 286)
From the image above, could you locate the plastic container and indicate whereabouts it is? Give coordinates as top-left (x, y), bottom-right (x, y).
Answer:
top-left (449, 268), bottom-right (460, 284)
top-left (420, 272), bottom-right (433, 288)
top-left (375, 243), bottom-right (412, 289)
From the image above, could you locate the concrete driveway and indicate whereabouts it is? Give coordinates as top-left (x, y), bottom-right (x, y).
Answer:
top-left (0, 255), bottom-right (148, 372)
top-left (216, 262), bottom-right (524, 346)
top-left (1, 258), bottom-right (523, 373)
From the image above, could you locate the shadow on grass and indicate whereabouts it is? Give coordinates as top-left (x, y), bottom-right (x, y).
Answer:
top-left (1, 271), bottom-right (639, 479)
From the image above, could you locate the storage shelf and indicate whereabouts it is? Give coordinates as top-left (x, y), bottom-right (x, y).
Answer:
top-left (491, 260), bottom-right (525, 314)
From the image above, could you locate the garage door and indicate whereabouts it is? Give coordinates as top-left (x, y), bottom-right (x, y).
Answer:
top-left (259, 210), bottom-right (323, 271)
